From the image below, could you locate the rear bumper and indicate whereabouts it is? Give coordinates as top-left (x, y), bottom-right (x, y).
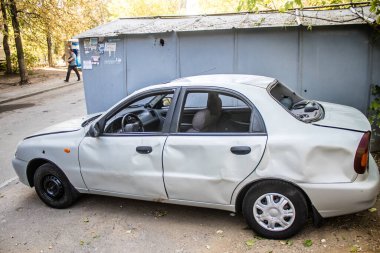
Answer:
top-left (299, 155), bottom-right (380, 218)
top-left (12, 157), bottom-right (30, 186)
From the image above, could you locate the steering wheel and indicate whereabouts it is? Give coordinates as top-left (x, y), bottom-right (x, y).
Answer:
top-left (121, 113), bottom-right (144, 132)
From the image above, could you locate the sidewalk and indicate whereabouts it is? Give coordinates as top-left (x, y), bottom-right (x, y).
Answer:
top-left (0, 78), bottom-right (82, 104)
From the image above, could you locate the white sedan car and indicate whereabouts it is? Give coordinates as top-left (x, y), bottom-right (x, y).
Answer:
top-left (13, 75), bottom-right (380, 239)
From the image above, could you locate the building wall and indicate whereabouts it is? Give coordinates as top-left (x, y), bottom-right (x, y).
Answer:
top-left (79, 37), bottom-right (127, 113)
top-left (80, 25), bottom-right (379, 114)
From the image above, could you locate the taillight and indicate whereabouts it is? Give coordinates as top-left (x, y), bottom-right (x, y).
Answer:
top-left (354, 131), bottom-right (371, 174)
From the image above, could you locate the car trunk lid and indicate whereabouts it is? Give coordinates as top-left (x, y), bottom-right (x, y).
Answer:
top-left (314, 102), bottom-right (371, 132)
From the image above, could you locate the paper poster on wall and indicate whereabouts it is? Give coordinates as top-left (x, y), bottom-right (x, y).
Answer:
top-left (98, 43), bottom-right (105, 54)
top-left (83, 60), bottom-right (92, 69)
top-left (90, 38), bottom-right (98, 50)
top-left (91, 56), bottom-right (100, 65)
top-left (104, 42), bottom-right (116, 57)
top-left (104, 57), bottom-right (122, 65)
top-left (84, 39), bottom-right (90, 54)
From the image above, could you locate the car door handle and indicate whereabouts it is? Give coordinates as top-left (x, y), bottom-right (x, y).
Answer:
top-left (230, 146), bottom-right (251, 155)
top-left (136, 146), bottom-right (152, 154)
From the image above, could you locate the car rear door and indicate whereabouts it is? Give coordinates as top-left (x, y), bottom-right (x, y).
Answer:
top-left (163, 87), bottom-right (267, 205)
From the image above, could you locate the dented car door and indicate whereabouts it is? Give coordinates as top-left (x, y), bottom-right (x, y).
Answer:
top-left (162, 87), bottom-right (267, 205)
top-left (163, 135), bottom-right (267, 204)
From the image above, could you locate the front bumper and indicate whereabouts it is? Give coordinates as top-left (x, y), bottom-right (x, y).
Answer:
top-left (12, 157), bottom-right (30, 186)
top-left (299, 155), bottom-right (380, 218)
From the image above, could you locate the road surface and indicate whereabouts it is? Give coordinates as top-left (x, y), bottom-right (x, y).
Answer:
top-left (0, 83), bottom-right (85, 186)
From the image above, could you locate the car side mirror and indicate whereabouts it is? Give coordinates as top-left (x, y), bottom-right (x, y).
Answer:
top-left (88, 122), bottom-right (101, 137)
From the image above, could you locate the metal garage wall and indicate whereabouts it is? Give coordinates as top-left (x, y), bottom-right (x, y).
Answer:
top-left (300, 26), bottom-right (371, 113)
top-left (236, 28), bottom-right (299, 91)
top-left (372, 37), bottom-right (380, 89)
top-left (80, 37), bottom-right (127, 114)
top-left (178, 31), bottom-right (235, 76)
top-left (80, 25), bottom-right (377, 115)
top-left (126, 33), bottom-right (177, 93)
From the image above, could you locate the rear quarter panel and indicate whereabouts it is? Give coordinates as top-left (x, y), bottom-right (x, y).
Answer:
top-left (229, 84), bottom-right (363, 205)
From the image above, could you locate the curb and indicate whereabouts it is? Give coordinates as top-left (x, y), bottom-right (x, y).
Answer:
top-left (0, 81), bottom-right (80, 105)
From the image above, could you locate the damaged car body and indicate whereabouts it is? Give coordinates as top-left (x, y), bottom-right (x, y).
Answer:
top-left (13, 74), bottom-right (380, 239)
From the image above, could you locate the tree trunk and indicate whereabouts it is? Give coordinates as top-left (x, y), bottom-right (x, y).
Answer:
top-left (46, 31), bottom-right (53, 67)
top-left (0, 0), bottom-right (12, 74)
top-left (9, 0), bottom-right (28, 84)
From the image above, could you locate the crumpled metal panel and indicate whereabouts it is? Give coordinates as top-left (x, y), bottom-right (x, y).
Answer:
top-left (163, 135), bottom-right (267, 205)
top-left (74, 6), bottom-right (371, 38)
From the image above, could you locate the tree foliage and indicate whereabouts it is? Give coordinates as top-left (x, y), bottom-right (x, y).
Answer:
top-left (1, 0), bottom-right (379, 84)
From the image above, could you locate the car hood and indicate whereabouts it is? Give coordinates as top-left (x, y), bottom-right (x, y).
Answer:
top-left (25, 114), bottom-right (100, 139)
top-left (314, 102), bottom-right (371, 132)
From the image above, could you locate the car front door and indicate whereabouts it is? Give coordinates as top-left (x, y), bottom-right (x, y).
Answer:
top-left (163, 87), bottom-right (267, 205)
top-left (79, 89), bottom-right (178, 199)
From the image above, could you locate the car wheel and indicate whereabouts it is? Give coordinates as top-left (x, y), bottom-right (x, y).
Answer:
top-left (242, 180), bottom-right (308, 239)
top-left (34, 163), bottom-right (79, 208)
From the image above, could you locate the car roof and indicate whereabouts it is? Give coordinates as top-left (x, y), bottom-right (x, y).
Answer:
top-left (170, 74), bottom-right (276, 88)
top-left (133, 74), bottom-right (277, 95)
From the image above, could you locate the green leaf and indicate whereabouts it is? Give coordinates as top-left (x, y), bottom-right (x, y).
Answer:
top-left (350, 244), bottom-right (360, 252)
top-left (368, 207), bottom-right (377, 212)
top-left (245, 239), bottom-right (255, 247)
top-left (303, 239), bottom-right (313, 247)
top-left (286, 240), bottom-right (293, 246)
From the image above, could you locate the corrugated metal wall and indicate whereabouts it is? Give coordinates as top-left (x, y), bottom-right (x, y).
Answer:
top-left (80, 25), bottom-right (379, 114)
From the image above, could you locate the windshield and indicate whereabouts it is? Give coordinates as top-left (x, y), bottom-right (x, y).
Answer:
top-left (269, 81), bottom-right (324, 123)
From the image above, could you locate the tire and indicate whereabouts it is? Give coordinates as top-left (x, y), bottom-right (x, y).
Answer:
top-left (242, 180), bottom-right (308, 239)
top-left (34, 163), bottom-right (79, 209)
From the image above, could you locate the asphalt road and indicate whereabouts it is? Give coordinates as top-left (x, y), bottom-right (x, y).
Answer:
top-left (0, 83), bottom-right (85, 186)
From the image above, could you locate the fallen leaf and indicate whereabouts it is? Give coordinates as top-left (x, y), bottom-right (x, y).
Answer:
top-left (92, 234), bottom-right (99, 239)
top-left (245, 239), bottom-right (255, 247)
top-left (368, 207), bottom-right (377, 212)
top-left (153, 210), bottom-right (168, 218)
top-left (303, 239), bottom-right (313, 247)
top-left (286, 240), bottom-right (293, 246)
top-left (350, 245), bottom-right (358, 252)
top-left (83, 218), bottom-right (89, 223)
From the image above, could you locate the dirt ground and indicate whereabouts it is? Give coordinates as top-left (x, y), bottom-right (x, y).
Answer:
top-left (0, 69), bottom-right (379, 252)
top-left (0, 67), bottom-right (68, 92)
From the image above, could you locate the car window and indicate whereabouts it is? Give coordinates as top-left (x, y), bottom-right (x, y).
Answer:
top-left (103, 91), bottom-right (175, 134)
top-left (178, 90), bottom-right (263, 133)
top-left (184, 93), bottom-right (248, 108)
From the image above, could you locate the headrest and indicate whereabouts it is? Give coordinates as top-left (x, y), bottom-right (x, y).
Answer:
top-left (192, 109), bottom-right (213, 131)
top-left (207, 92), bottom-right (222, 116)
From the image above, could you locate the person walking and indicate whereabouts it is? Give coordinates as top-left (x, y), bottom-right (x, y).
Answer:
top-left (64, 49), bottom-right (80, 82)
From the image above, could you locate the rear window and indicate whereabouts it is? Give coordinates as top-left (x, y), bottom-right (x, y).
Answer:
top-left (269, 82), bottom-right (324, 123)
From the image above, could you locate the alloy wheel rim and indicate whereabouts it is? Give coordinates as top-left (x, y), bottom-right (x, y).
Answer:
top-left (42, 175), bottom-right (64, 199)
top-left (253, 193), bottom-right (295, 231)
